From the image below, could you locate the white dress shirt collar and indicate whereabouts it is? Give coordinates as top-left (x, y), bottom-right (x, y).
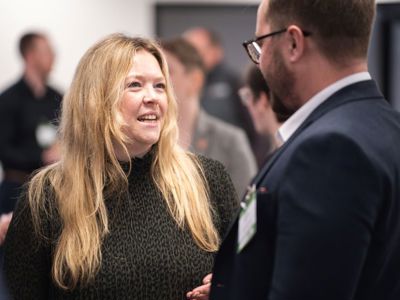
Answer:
top-left (277, 72), bottom-right (371, 143)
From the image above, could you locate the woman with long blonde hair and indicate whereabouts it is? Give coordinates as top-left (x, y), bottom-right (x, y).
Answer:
top-left (3, 34), bottom-right (238, 299)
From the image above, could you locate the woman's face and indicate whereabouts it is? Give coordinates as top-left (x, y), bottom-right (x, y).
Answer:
top-left (119, 50), bottom-right (168, 157)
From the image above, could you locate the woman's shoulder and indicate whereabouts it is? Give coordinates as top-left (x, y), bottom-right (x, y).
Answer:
top-left (195, 154), bottom-right (226, 173)
top-left (194, 154), bottom-right (237, 199)
top-left (29, 166), bottom-right (59, 207)
top-left (16, 166), bottom-right (61, 236)
top-left (195, 154), bottom-right (232, 184)
top-left (193, 154), bottom-right (240, 236)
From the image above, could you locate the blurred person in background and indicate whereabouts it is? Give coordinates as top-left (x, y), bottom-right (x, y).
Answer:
top-left (238, 64), bottom-right (290, 166)
top-left (0, 32), bottom-right (62, 276)
top-left (162, 37), bottom-right (257, 197)
top-left (183, 27), bottom-right (256, 150)
top-left (3, 34), bottom-right (238, 299)
top-left (0, 32), bottom-right (62, 216)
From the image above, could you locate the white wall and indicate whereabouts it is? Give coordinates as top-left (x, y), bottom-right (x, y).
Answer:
top-left (0, 0), bottom-right (153, 92)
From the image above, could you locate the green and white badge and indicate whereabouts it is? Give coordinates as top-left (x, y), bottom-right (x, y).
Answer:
top-left (237, 184), bottom-right (257, 253)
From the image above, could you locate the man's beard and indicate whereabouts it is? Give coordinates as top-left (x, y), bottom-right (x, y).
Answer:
top-left (269, 92), bottom-right (293, 123)
top-left (261, 47), bottom-right (298, 122)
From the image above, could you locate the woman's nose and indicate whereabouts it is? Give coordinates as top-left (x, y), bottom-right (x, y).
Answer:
top-left (142, 86), bottom-right (158, 103)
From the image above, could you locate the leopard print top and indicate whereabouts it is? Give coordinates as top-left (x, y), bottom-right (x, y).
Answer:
top-left (4, 152), bottom-right (239, 299)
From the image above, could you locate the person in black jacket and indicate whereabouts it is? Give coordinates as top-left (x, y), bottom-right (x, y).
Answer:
top-left (0, 32), bottom-right (62, 216)
top-left (189, 0), bottom-right (400, 300)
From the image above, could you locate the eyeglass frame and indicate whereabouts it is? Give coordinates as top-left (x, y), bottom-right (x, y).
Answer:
top-left (242, 28), bottom-right (311, 64)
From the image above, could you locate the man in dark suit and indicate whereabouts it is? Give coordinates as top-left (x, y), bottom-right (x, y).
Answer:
top-left (187, 0), bottom-right (400, 299)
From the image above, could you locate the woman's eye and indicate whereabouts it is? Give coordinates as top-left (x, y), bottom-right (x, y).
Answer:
top-left (155, 83), bottom-right (166, 90)
top-left (127, 81), bottom-right (141, 88)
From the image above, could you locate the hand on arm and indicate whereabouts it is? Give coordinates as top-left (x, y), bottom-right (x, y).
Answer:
top-left (187, 273), bottom-right (212, 300)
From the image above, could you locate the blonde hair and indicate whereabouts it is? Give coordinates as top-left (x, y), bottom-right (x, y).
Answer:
top-left (28, 34), bottom-right (219, 290)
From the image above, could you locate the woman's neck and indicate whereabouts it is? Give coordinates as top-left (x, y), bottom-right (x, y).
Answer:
top-left (114, 143), bottom-right (152, 161)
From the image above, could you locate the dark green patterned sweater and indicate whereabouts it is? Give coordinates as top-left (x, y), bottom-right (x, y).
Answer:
top-left (4, 153), bottom-right (239, 299)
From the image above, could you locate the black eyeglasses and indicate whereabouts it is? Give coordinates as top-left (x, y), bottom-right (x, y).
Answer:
top-left (242, 28), bottom-right (311, 64)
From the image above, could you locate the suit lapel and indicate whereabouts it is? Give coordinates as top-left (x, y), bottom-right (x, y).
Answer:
top-left (223, 80), bottom-right (384, 246)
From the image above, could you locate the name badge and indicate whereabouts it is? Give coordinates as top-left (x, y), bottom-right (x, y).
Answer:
top-left (36, 122), bottom-right (57, 148)
top-left (237, 184), bottom-right (257, 253)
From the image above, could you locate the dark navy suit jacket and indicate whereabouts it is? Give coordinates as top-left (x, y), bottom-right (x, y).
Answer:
top-left (210, 80), bottom-right (400, 300)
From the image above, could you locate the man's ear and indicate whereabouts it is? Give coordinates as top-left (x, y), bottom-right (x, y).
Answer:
top-left (286, 25), bottom-right (306, 62)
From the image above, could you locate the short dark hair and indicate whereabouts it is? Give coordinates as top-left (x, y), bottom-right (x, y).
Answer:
top-left (245, 64), bottom-right (270, 101)
top-left (161, 37), bottom-right (206, 75)
top-left (19, 32), bottom-right (45, 58)
top-left (266, 0), bottom-right (375, 62)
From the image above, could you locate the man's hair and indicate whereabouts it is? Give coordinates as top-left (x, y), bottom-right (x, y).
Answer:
top-left (162, 37), bottom-right (206, 75)
top-left (19, 32), bottom-right (45, 58)
top-left (266, 0), bottom-right (376, 62)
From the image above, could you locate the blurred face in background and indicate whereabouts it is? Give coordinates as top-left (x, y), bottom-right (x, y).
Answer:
top-left (184, 29), bottom-right (222, 71)
top-left (28, 37), bottom-right (55, 80)
top-left (164, 51), bottom-right (191, 103)
top-left (239, 86), bottom-right (269, 134)
top-left (119, 50), bottom-right (168, 157)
